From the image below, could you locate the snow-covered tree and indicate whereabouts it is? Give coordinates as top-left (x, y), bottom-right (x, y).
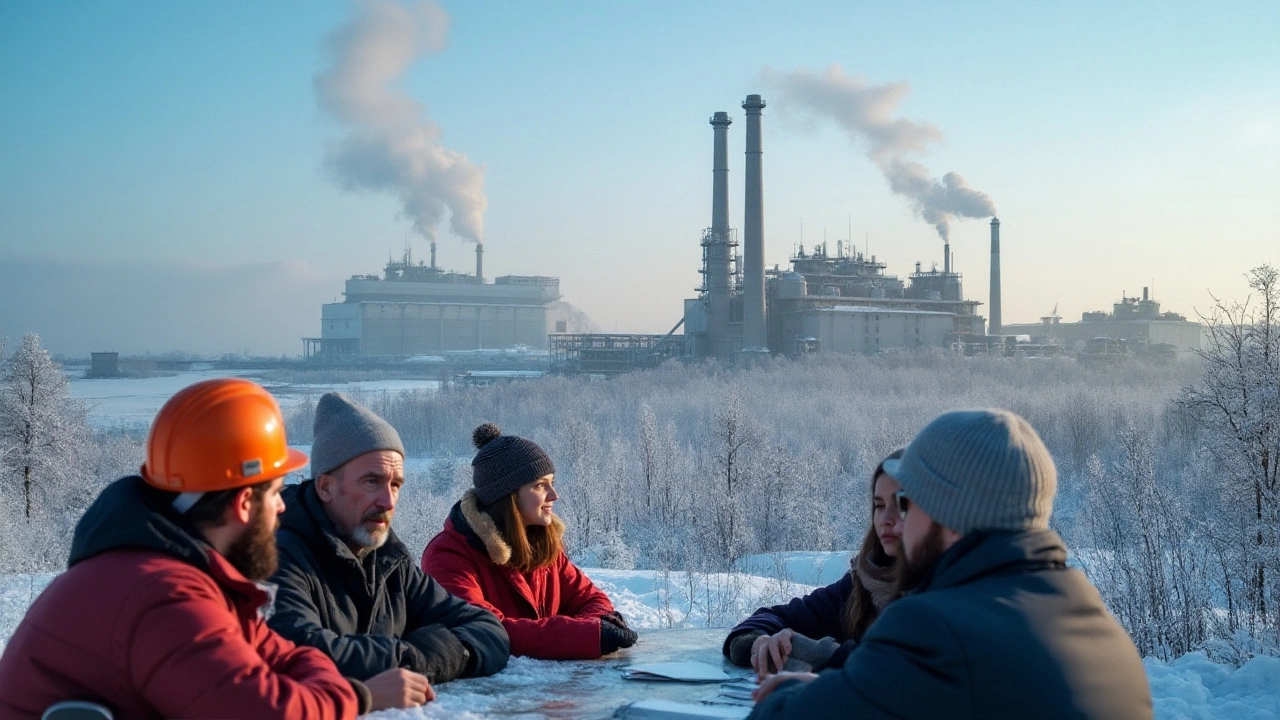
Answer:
top-left (1180, 264), bottom-right (1280, 643)
top-left (0, 333), bottom-right (91, 521)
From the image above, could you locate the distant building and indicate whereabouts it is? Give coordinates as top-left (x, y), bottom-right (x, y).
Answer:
top-left (87, 352), bottom-right (119, 378)
top-left (305, 247), bottom-right (581, 359)
top-left (1003, 287), bottom-right (1202, 354)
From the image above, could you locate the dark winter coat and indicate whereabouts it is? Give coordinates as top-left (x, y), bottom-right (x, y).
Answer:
top-left (0, 476), bottom-right (360, 720)
top-left (421, 490), bottom-right (616, 659)
top-left (749, 529), bottom-right (1153, 720)
top-left (723, 571), bottom-right (855, 660)
top-left (268, 481), bottom-right (509, 683)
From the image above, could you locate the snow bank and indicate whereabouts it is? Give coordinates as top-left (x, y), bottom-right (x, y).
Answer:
top-left (1146, 652), bottom-right (1280, 720)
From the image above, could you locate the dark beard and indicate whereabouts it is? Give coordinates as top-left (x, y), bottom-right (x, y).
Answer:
top-left (225, 501), bottom-right (278, 581)
top-left (893, 521), bottom-right (947, 596)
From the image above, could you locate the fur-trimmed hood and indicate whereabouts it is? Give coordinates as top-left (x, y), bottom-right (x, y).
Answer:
top-left (448, 489), bottom-right (565, 567)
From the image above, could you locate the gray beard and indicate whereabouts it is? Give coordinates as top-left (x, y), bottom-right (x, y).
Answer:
top-left (348, 524), bottom-right (390, 556)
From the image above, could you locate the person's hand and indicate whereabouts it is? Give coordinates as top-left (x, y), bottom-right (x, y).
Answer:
top-left (600, 617), bottom-right (639, 654)
top-left (750, 628), bottom-right (795, 680)
top-left (364, 667), bottom-right (435, 710)
top-left (752, 671), bottom-right (818, 702)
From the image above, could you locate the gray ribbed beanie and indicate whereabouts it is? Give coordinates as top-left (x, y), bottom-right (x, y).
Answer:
top-left (882, 409), bottom-right (1056, 534)
top-left (310, 392), bottom-right (404, 477)
top-left (470, 423), bottom-right (555, 506)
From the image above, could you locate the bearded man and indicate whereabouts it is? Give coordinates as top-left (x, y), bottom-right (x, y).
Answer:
top-left (750, 409), bottom-right (1153, 720)
top-left (0, 379), bottom-right (362, 720)
top-left (268, 393), bottom-right (508, 713)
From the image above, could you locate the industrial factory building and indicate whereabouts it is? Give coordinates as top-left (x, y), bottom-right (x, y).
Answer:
top-left (678, 94), bottom-right (991, 360)
top-left (1003, 288), bottom-right (1202, 354)
top-left (549, 93), bottom-right (995, 374)
top-left (306, 245), bottom-right (579, 359)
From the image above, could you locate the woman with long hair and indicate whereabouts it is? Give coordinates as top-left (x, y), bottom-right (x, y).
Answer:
top-left (722, 449), bottom-right (904, 677)
top-left (422, 423), bottom-right (638, 660)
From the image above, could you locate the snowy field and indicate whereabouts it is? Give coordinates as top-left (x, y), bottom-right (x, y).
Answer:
top-left (3, 564), bottom-right (1277, 719)
top-left (67, 368), bottom-right (439, 429)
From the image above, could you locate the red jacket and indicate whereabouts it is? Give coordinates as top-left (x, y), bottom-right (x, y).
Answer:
top-left (0, 477), bottom-right (359, 720)
top-left (421, 490), bottom-right (615, 660)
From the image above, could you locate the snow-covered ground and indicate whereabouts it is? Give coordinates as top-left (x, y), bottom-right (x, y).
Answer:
top-left (3, 564), bottom-right (1277, 719)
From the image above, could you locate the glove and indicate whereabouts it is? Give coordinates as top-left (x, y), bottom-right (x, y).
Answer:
top-left (601, 611), bottom-right (631, 629)
top-left (727, 631), bottom-right (764, 666)
top-left (600, 617), bottom-right (639, 654)
top-left (786, 633), bottom-right (840, 670)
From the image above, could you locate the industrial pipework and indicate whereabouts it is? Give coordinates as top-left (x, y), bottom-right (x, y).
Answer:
top-left (742, 94), bottom-right (767, 349)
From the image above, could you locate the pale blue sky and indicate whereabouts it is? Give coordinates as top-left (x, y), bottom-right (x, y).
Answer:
top-left (1, 1), bottom-right (1276, 356)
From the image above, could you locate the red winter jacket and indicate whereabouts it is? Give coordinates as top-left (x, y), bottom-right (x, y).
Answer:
top-left (0, 477), bottom-right (360, 720)
top-left (421, 490), bottom-right (615, 660)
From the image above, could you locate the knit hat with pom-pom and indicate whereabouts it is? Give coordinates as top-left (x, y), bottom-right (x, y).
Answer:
top-left (470, 423), bottom-right (556, 506)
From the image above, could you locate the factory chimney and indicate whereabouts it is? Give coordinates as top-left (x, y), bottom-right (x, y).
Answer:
top-left (708, 111), bottom-right (733, 356)
top-left (742, 94), bottom-right (767, 349)
top-left (430, 241), bottom-right (437, 269)
top-left (476, 243), bottom-right (484, 281)
top-left (989, 217), bottom-right (1001, 335)
top-left (944, 241), bottom-right (951, 274)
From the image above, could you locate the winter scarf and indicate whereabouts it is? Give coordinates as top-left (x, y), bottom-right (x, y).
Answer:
top-left (854, 549), bottom-right (896, 611)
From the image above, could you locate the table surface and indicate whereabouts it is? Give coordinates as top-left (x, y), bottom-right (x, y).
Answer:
top-left (364, 628), bottom-right (752, 720)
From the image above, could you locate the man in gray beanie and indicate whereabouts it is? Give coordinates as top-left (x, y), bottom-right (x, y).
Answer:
top-left (268, 393), bottom-right (509, 713)
top-left (751, 409), bottom-right (1153, 720)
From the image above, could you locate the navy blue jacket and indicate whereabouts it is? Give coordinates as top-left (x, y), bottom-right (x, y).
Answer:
top-left (749, 530), bottom-right (1152, 720)
top-left (723, 572), bottom-right (854, 658)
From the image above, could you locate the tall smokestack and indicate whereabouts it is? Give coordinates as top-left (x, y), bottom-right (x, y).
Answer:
top-left (476, 243), bottom-right (484, 280)
top-left (431, 241), bottom-right (437, 269)
top-left (742, 94), bottom-right (767, 349)
top-left (944, 241), bottom-right (951, 274)
top-left (989, 217), bottom-right (1001, 335)
top-left (708, 111), bottom-right (733, 356)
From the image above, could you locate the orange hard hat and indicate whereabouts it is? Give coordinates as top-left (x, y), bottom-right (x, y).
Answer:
top-left (141, 378), bottom-right (308, 493)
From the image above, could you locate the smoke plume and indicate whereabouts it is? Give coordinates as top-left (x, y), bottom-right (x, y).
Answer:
top-left (767, 65), bottom-right (995, 241)
top-left (316, 0), bottom-right (485, 243)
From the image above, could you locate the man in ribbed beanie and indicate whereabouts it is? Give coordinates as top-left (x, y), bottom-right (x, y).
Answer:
top-left (751, 409), bottom-right (1152, 720)
top-left (268, 393), bottom-right (509, 712)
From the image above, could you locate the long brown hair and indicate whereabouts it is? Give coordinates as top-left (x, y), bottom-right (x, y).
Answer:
top-left (488, 493), bottom-right (565, 573)
top-left (840, 449), bottom-right (903, 641)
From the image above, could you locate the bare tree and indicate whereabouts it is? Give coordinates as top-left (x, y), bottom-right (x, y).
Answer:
top-left (1180, 265), bottom-right (1280, 641)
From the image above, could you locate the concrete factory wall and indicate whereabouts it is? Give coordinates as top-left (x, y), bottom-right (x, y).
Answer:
top-left (344, 277), bottom-right (560, 305)
top-left (803, 307), bottom-right (955, 354)
top-left (322, 301), bottom-right (566, 355)
top-left (1002, 319), bottom-right (1203, 353)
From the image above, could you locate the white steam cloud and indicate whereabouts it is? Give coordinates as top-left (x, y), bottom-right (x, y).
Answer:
top-left (767, 65), bottom-right (996, 241)
top-left (316, 0), bottom-right (485, 243)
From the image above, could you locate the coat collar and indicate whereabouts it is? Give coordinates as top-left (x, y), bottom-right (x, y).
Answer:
top-left (450, 489), bottom-right (565, 568)
top-left (911, 528), bottom-right (1069, 595)
top-left (280, 480), bottom-right (411, 570)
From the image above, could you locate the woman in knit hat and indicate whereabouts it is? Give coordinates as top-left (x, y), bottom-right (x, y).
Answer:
top-left (722, 449), bottom-right (904, 678)
top-left (421, 423), bottom-right (637, 660)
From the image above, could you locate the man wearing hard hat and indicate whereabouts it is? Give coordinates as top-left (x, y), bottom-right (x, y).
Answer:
top-left (0, 379), bottom-right (367, 720)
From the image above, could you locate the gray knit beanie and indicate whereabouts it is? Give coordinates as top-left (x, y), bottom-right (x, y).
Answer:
top-left (310, 392), bottom-right (404, 477)
top-left (882, 409), bottom-right (1056, 534)
top-left (470, 423), bottom-right (555, 506)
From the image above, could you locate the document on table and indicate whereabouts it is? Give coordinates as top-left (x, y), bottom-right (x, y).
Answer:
top-left (701, 678), bottom-right (758, 707)
top-left (613, 699), bottom-right (752, 719)
top-left (621, 662), bottom-right (732, 683)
